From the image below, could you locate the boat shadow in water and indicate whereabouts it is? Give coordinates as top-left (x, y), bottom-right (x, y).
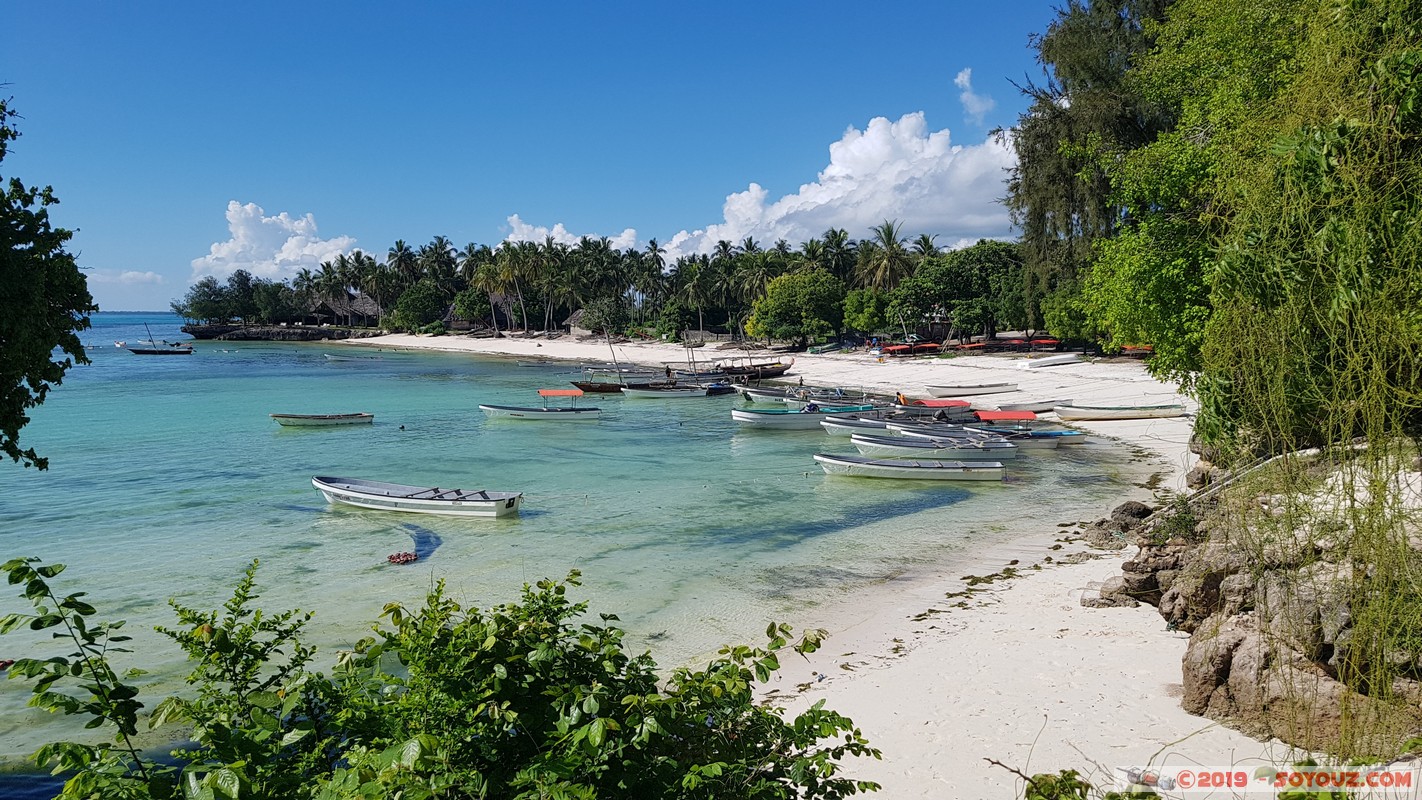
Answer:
top-left (400, 523), bottom-right (444, 559)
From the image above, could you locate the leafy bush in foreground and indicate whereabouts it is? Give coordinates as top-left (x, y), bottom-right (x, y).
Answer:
top-left (1, 558), bottom-right (880, 799)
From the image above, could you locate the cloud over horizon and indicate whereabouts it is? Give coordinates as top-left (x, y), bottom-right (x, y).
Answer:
top-left (88, 269), bottom-right (165, 285)
top-left (191, 201), bottom-right (356, 283)
top-left (504, 111), bottom-right (1015, 264)
top-left (504, 216), bottom-right (638, 250)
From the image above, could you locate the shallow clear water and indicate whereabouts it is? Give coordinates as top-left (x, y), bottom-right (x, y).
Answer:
top-left (0, 312), bottom-right (1161, 767)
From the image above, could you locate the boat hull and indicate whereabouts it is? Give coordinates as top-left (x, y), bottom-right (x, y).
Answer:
top-left (479, 404), bottom-right (601, 420)
top-left (850, 433), bottom-right (1019, 460)
top-left (620, 386), bottom-right (707, 398)
top-left (1053, 404), bottom-right (1186, 421)
top-left (271, 413), bottom-right (374, 427)
top-left (924, 383), bottom-right (1018, 397)
top-left (127, 347), bottom-right (192, 355)
top-left (995, 399), bottom-right (1073, 413)
top-left (731, 404), bottom-right (876, 429)
top-left (813, 454), bottom-right (1004, 481)
top-left (312, 476), bottom-right (522, 517)
top-left (1017, 353), bottom-right (1081, 369)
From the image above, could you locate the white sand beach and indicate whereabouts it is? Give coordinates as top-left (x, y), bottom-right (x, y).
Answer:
top-left (350, 332), bottom-right (1276, 796)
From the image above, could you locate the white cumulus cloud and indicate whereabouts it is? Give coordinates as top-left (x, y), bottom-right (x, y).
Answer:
top-left (955, 68), bottom-right (997, 126)
top-left (502, 111), bottom-right (1015, 266)
top-left (660, 112), bottom-right (1014, 261)
top-left (89, 269), bottom-right (165, 285)
top-left (504, 215), bottom-right (638, 251)
top-left (191, 201), bottom-right (356, 282)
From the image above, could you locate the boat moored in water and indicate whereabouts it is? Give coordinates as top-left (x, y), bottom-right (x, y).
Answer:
top-left (813, 453), bottom-right (1005, 481)
top-left (312, 476), bottom-right (523, 517)
top-left (271, 412), bottom-right (374, 427)
top-left (480, 389), bottom-right (601, 420)
top-left (731, 404), bottom-right (877, 429)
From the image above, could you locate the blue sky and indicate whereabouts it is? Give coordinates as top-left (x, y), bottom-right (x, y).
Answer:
top-left (5, 2), bottom-right (1060, 311)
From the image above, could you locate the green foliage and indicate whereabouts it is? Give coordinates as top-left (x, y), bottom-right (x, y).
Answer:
top-left (746, 269), bottom-right (846, 345)
top-left (842, 289), bottom-right (888, 335)
top-left (390, 280), bottom-right (447, 332)
top-left (890, 240), bottom-right (1025, 341)
top-left (580, 297), bottom-right (630, 335)
top-left (452, 286), bottom-right (493, 325)
top-left (1005, 0), bottom-right (1173, 322)
top-left (0, 557), bottom-right (172, 797)
top-left (656, 299), bottom-right (694, 340)
top-left (0, 98), bottom-right (97, 470)
top-left (1038, 280), bottom-right (1096, 344)
top-left (3, 561), bottom-right (879, 799)
top-left (251, 280), bottom-right (303, 325)
top-left (419, 321), bottom-right (447, 336)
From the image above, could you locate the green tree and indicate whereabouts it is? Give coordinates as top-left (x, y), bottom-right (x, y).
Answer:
top-left (179, 276), bottom-right (232, 323)
top-left (842, 288), bottom-right (889, 336)
top-left (579, 296), bottom-right (630, 335)
top-left (746, 270), bottom-right (846, 346)
top-left (252, 279), bottom-right (302, 324)
top-left (390, 279), bottom-right (447, 331)
top-left (0, 99), bottom-right (97, 469)
top-left (1004, 0), bottom-right (1174, 324)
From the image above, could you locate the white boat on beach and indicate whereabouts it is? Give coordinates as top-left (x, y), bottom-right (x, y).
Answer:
top-left (850, 432), bottom-right (1019, 460)
top-left (731, 404), bottom-right (877, 430)
top-left (480, 389), bottom-right (601, 420)
top-left (813, 453), bottom-right (1005, 481)
top-left (312, 476), bottom-right (523, 517)
top-left (925, 382), bottom-right (1018, 397)
top-left (1017, 353), bottom-right (1082, 369)
top-left (270, 412), bottom-right (374, 427)
top-left (1053, 403), bottom-right (1186, 421)
top-left (994, 399), bottom-right (1073, 413)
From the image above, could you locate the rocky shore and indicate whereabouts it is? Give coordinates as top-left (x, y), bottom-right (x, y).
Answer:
top-left (181, 324), bottom-right (386, 342)
top-left (1084, 457), bottom-right (1422, 757)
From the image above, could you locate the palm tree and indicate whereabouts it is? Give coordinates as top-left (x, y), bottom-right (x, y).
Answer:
top-left (822, 228), bottom-right (857, 285)
top-left (912, 233), bottom-right (940, 260)
top-left (471, 261), bottom-right (508, 336)
top-left (857, 220), bottom-right (913, 291)
top-left (388, 240), bottom-right (419, 283)
top-left (794, 238), bottom-right (826, 273)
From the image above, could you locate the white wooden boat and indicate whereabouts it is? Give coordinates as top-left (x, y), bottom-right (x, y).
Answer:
top-left (731, 404), bottom-right (876, 430)
top-left (480, 389), bottom-right (601, 420)
top-left (323, 353), bottom-right (382, 362)
top-left (820, 415), bottom-right (896, 436)
top-left (850, 433), bottom-right (1019, 460)
top-left (621, 385), bottom-right (707, 398)
top-left (995, 399), bottom-right (1073, 413)
top-left (973, 425), bottom-right (1088, 445)
top-left (271, 412), bottom-right (374, 427)
top-left (813, 453), bottom-right (1005, 481)
top-left (924, 382), bottom-right (1018, 397)
top-left (963, 427), bottom-right (1060, 449)
top-left (312, 476), bottom-right (522, 517)
top-left (1016, 353), bottom-right (1082, 369)
top-left (1053, 404), bottom-right (1186, 421)
top-left (741, 386), bottom-right (860, 404)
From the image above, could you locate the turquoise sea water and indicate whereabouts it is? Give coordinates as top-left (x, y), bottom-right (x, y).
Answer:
top-left (0, 312), bottom-right (1162, 780)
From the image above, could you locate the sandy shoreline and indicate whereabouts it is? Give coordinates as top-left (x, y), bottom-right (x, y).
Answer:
top-left (348, 332), bottom-right (1274, 796)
